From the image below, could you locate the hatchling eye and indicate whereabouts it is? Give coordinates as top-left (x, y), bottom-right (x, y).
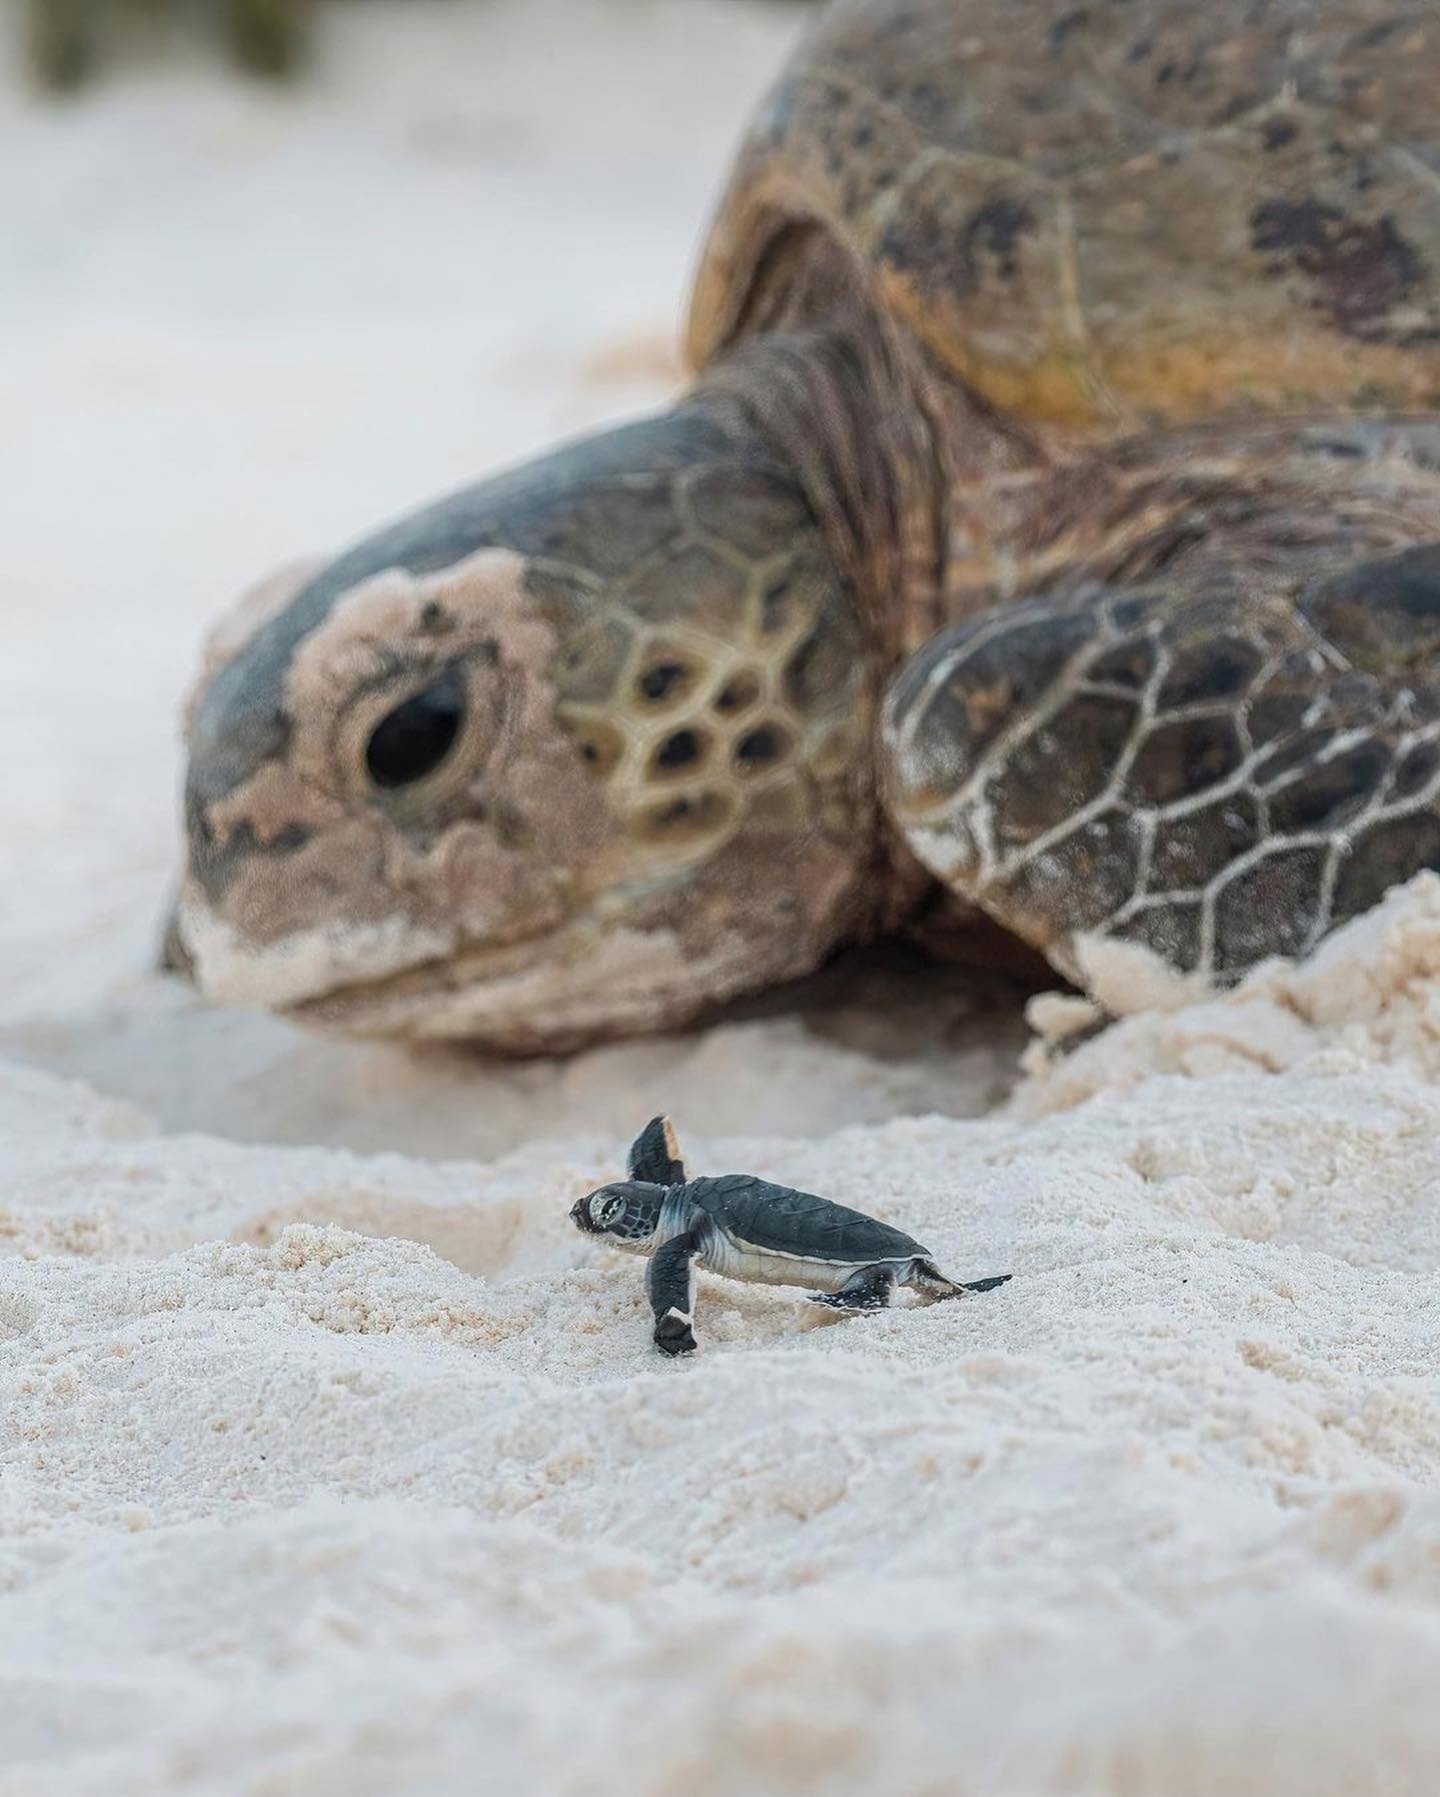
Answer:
top-left (365, 672), bottom-right (466, 789)
top-left (591, 1193), bottom-right (625, 1227)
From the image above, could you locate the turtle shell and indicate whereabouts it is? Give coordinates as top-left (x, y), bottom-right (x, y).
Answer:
top-left (686, 1173), bottom-right (926, 1263)
top-left (688, 0), bottom-right (1440, 433)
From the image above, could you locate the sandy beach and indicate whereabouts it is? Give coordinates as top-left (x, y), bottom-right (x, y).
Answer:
top-left (6, 4), bottom-right (1440, 1792)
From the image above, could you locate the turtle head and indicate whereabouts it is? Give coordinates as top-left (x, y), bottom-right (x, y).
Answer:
top-left (570, 1180), bottom-right (667, 1249)
top-left (177, 409), bottom-right (878, 1052)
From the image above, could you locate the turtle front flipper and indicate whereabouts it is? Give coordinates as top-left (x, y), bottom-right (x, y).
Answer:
top-left (627, 1116), bottom-right (686, 1186)
top-left (646, 1219), bottom-right (710, 1357)
top-left (884, 478), bottom-right (1440, 990)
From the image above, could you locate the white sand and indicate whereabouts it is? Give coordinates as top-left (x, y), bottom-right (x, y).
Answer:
top-left (6, 5), bottom-right (1440, 1794)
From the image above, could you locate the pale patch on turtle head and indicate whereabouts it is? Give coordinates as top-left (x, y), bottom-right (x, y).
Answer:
top-left (178, 414), bottom-right (882, 1051)
top-left (180, 547), bottom-right (618, 1040)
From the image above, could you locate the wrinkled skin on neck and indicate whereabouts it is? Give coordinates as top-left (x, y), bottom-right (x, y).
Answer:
top-left (177, 399), bottom-right (889, 1053)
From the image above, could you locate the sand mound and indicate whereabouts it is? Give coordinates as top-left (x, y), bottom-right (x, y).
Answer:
top-left (6, 880), bottom-right (1440, 1795)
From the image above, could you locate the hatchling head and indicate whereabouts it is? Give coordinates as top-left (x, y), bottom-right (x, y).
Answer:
top-left (570, 1181), bottom-right (667, 1250)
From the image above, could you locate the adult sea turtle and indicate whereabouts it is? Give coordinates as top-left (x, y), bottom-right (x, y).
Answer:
top-left (178, 0), bottom-right (1440, 1053)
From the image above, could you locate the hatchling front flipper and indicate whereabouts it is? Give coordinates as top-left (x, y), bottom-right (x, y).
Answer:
top-left (647, 1217), bottom-right (711, 1357)
top-left (884, 542), bottom-right (1440, 991)
top-left (627, 1115), bottom-right (687, 1185)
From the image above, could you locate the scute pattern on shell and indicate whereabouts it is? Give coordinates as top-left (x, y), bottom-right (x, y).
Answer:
top-left (691, 0), bottom-right (1440, 430)
top-left (688, 1173), bottom-right (926, 1265)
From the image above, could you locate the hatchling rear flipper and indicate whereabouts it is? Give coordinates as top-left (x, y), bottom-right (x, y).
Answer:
top-left (884, 548), bottom-right (1440, 989)
top-left (810, 1260), bottom-right (1012, 1309)
top-left (905, 1260), bottom-right (1013, 1301)
top-left (809, 1264), bottom-right (899, 1311)
top-left (627, 1115), bottom-right (687, 1186)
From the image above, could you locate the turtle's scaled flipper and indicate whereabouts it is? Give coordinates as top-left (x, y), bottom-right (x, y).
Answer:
top-left (809, 1264), bottom-right (897, 1311)
top-left (646, 1221), bottom-right (707, 1356)
top-left (628, 1115), bottom-right (686, 1186)
top-left (905, 1259), bottom-right (1012, 1302)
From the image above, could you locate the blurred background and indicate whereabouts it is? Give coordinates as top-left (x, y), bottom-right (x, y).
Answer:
top-left (0, 0), bottom-right (1025, 1150)
top-left (18, 0), bottom-right (811, 88)
top-left (26, 0), bottom-right (320, 85)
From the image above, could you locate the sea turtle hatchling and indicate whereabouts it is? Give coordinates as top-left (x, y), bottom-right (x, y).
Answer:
top-left (571, 1116), bottom-right (1010, 1355)
top-left (179, 0), bottom-right (1440, 1054)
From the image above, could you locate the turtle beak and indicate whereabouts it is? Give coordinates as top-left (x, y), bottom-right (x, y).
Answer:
top-left (570, 1195), bottom-right (596, 1235)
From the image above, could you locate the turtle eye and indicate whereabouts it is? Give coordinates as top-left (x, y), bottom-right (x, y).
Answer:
top-left (591, 1193), bottom-right (626, 1229)
top-left (365, 671), bottom-right (466, 789)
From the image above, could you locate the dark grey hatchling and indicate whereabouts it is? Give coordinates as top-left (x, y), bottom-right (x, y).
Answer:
top-left (178, 0), bottom-right (1440, 1055)
top-left (571, 1116), bottom-right (1010, 1355)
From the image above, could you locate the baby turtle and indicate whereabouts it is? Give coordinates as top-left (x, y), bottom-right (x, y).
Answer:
top-left (571, 1116), bottom-right (1010, 1356)
top-left (179, 0), bottom-right (1440, 1053)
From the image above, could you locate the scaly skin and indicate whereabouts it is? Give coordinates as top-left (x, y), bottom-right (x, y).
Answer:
top-left (178, 0), bottom-right (1440, 1049)
top-left (180, 407), bottom-right (887, 1051)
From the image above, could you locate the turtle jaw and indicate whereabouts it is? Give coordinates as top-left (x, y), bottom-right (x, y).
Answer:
top-left (269, 900), bottom-right (804, 1053)
top-left (177, 833), bottom-right (824, 1052)
top-left (176, 778), bottom-right (885, 1053)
